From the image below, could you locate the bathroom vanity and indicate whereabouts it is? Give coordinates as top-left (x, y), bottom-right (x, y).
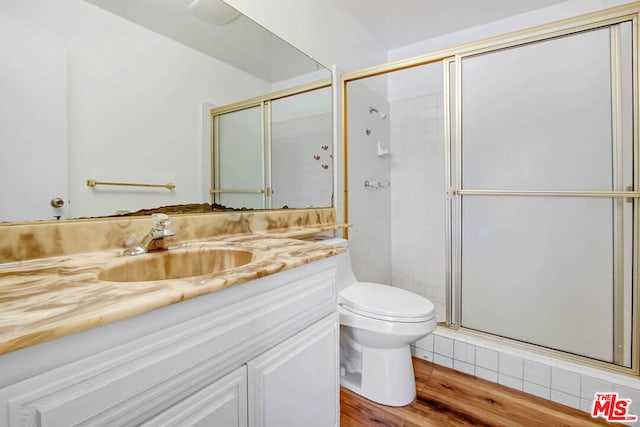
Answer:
top-left (0, 209), bottom-right (344, 426)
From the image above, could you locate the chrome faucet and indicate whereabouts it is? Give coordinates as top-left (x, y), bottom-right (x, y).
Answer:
top-left (124, 213), bottom-right (176, 255)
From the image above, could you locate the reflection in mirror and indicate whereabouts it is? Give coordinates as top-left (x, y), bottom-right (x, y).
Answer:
top-left (0, 0), bottom-right (331, 223)
top-left (214, 106), bottom-right (265, 209)
top-left (212, 84), bottom-right (333, 210)
top-left (271, 86), bottom-right (333, 209)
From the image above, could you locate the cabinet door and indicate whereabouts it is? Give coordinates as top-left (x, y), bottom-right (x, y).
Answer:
top-left (141, 366), bottom-right (247, 427)
top-left (248, 313), bottom-right (339, 427)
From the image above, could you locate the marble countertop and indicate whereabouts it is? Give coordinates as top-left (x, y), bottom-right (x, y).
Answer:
top-left (0, 233), bottom-right (343, 356)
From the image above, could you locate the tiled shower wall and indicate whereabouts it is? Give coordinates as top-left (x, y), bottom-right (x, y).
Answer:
top-left (271, 113), bottom-right (333, 209)
top-left (346, 81), bottom-right (391, 284)
top-left (390, 92), bottom-right (447, 322)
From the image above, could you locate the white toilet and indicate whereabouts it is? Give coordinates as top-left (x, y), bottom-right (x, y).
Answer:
top-left (319, 237), bottom-right (436, 407)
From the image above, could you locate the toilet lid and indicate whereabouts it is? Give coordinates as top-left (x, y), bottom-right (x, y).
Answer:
top-left (339, 282), bottom-right (435, 322)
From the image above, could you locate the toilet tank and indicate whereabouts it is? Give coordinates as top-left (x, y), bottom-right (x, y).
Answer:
top-left (304, 236), bottom-right (359, 291)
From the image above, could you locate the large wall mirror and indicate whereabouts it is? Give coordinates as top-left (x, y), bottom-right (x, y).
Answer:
top-left (0, 0), bottom-right (331, 223)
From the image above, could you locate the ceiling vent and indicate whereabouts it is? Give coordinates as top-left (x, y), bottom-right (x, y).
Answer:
top-left (188, 0), bottom-right (241, 25)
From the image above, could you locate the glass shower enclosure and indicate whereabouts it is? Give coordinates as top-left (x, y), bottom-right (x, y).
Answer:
top-left (449, 22), bottom-right (636, 367)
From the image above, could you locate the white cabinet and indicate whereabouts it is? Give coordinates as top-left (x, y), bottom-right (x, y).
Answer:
top-left (0, 259), bottom-right (338, 427)
top-left (142, 366), bottom-right (248, 427)
top-left (248, 314), bottom-right (339, 427)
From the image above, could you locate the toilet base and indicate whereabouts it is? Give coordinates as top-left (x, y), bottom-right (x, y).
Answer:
top-left (341, 344), bottom-right (416, 407)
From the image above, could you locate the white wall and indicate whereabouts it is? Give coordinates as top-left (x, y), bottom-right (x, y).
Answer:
top-left (0, 0), bottom-right (270, 218)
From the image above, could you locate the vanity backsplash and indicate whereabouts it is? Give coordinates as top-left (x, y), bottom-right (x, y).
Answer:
top-left (0, 208), bottom-right (339, 263)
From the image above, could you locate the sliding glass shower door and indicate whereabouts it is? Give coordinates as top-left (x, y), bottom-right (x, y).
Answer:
top-left (212, 105), bottom-right (268, 209)
top-left (453, 22), bottom-right (636, 366)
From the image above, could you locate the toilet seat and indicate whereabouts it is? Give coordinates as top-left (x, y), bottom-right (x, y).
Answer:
top-left (339, 282), bottom-right (435, 323)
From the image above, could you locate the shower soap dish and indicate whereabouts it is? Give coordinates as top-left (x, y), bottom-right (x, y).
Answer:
top-left (377, 141), bottom-right (391, 158)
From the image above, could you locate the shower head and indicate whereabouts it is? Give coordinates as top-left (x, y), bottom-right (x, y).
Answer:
top-left (369, 106), bottom-right (387, 120)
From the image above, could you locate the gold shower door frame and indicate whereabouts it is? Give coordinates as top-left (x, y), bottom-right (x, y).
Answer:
top-left (446, 15), bottom-right (640, 374)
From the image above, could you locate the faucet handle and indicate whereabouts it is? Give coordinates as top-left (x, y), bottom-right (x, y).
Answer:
top-left (151, 213), bottom-right (176, 239)
top-left (151, 213), bottom-right (171, 229)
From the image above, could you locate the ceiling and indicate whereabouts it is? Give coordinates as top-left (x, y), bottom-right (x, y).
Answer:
top-left (84, 0), bottom-right (570, 82)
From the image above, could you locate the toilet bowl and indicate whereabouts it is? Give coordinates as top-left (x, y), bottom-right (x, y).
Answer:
top-left (315, 237), bottom-right (436, 407)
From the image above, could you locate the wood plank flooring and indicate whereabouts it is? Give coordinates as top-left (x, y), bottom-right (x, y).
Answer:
top-left (340, 357), bottom-right (614, 426)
